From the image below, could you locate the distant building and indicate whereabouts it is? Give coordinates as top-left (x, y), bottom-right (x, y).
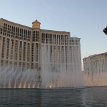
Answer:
top-left (0, 18), bottom-right (82, 88)
top-left (83, 52), bottom-right (107, 87)
top-left (83, 52), bottom-right (107, 73)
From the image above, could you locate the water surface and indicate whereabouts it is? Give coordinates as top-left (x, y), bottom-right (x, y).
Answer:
top-left (0, 87), bottom-right (107, 107)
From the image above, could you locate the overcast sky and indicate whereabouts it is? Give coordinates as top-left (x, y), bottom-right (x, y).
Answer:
top-left (0, 0), bottom-right (107, 60)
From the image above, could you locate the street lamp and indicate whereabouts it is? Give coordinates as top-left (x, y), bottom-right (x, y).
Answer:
top-left (103, 26), bottom-right (107, 35)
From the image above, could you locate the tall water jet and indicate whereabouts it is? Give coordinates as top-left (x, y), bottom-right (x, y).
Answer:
top-left (0, 66), bottom-right (41, 88)
top-left (41, 39), bottom-right (84, 88)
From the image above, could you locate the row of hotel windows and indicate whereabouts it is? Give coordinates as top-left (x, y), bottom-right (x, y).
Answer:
top-left (84, 59), bottom-right (107, 73)
top-left (0, 60), bottom-right (39, 69)
top-left (0, 23), bottom-right (79, 45)
top-left (0, 23), bottom-right (31, 40)
top-left (41, 33), bottom-right (79, 45)
top-left (41, 33), bottom-right (68, 44)
top-left (0, 37), bottom-right (39, 62)
top-left (0, 28), bottom-right (39, 42)
top-left (3, 23), bottom-right (69, 42)
top-left (0, 29), bottom-right (79, 45)
top-left (1, 23), bottom-right (70, 43)
top-left (32, 31), bottom-right (39, 42)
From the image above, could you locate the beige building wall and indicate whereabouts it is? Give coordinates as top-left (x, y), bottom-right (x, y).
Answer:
top-left (83, 52), bottom-right (107, 86)
top-left (83, 52), bottom-right (107, 73)
top-left (0, 19), bottom-right (77, 69)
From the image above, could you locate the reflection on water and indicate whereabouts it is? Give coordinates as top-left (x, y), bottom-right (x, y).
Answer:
top-left (0, 87), bottom-right (107, 107)
top-left (82, 87), bottom-right (107, 107)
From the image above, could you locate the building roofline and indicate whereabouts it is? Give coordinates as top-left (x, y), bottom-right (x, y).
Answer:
top-left (83, 51), bottom-right (107, 60)
top-left (40, 28), bottom-right (70, 34)
top-left (0, 18), bottom-right (77, 35)
top-left (0, 18), bottom-right (32, 29)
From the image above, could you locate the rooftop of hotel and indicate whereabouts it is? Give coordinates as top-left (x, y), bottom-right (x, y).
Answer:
top-left (0, 18), bottom-right (70, 34)
top-left (83, 51), bottom-right (107, 60)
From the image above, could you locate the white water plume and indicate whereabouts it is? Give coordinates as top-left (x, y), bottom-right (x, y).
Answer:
top-left (0, 66), bottom-right (40, 88)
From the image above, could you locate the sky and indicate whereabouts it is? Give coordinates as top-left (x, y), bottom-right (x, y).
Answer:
top-left (0, 0), bottom-right (107, 60)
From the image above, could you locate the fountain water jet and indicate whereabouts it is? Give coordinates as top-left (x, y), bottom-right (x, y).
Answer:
top-left (0, 66), bottom-right (41, 88)
top-left (0, 64), bottom-right (85, 88)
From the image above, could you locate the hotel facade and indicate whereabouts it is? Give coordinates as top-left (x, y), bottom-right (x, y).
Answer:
top-left (0, 18), bottom-right (82, 88)
top-left (83, 52), bottom-right (107, 74)
top-left (83, 52), bottom-right (107, 86)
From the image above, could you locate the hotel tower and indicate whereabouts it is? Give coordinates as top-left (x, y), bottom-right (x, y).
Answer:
top-left (0, 18), bottom-right (82, 88)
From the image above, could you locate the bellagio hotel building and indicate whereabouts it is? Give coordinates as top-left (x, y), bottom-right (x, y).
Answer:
top-left (0, 18), bottom-right (81, 73)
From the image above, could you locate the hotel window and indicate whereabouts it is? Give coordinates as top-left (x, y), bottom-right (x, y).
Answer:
top-left (17, 28), bottom-right (19, 35)
top-left (25, 30), bottom-right (27, 38)
top-left (50, 34), bottom-right (52, 43)
top-left (3, 23), bottom-right (6, 29)
top-left (36, 31), bottom-right (39, 42)
top-left (32, 31), bottom-right (35, 41)
top-left (76, 40), bottom-right (78, 45)
top-left (2, 38), bottom-right (5, 58)
top-left (36, 43), bottom-right (38, 62)
top-left (4, 23), bottom-right (7, 30)
top-left (20, 29), bottom-right (23, 39)
top-left (65, 39), bottom-right (68, 45)
top-left (72, 40), bottom-right (74, 45)
top-left (12, 26), bottom-right (14, 32)
top-left (14, 40), bottom-right (18, 60)
top-left (3, 23), bottom-right (7, 36)
top-left (26, 30), bottom-right (27, 35)
top-left (19, 41), bottom-right (22, 48)
top-left (10, 25), bottom-right (11, 31)
top-left (42, 33), bottom-right (45, 43)
top-left (53, 34), bottom-right (55, 43)
top-left (19, 41), bottom-right (22, 60)
top-left (10, 40), bottom-right (14, 60)
top-left (46, 34), bottom-right (48, 43)
top-left (13, 27), bottom-right (15, 32)
top-left (57, 35), bottom-right (59, 44)
top-left (21, 29), bottom-right (23, 38)
top-left (6, 38), bottom-right (10, 59)
top-left (11, 26), bottom-right (15, 37)
top-left (0, 28), bottom-right (2, 34)
top-left (23, 42), bottom-right (26, 61)
top-left (24, 30), bottom-right (25, 39)
top-left (28, 31), bottom-right (31, 40)
top-left (32, 43), bottom-right (34, 62)
top-left (59, 35), bottom-right (60, 44)
top-left (27, 43), bottom-right (30, 61)
top-left (16, 27), bottom-right (18, 36)
top-left (54, 35), bottom-right (56, 43)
